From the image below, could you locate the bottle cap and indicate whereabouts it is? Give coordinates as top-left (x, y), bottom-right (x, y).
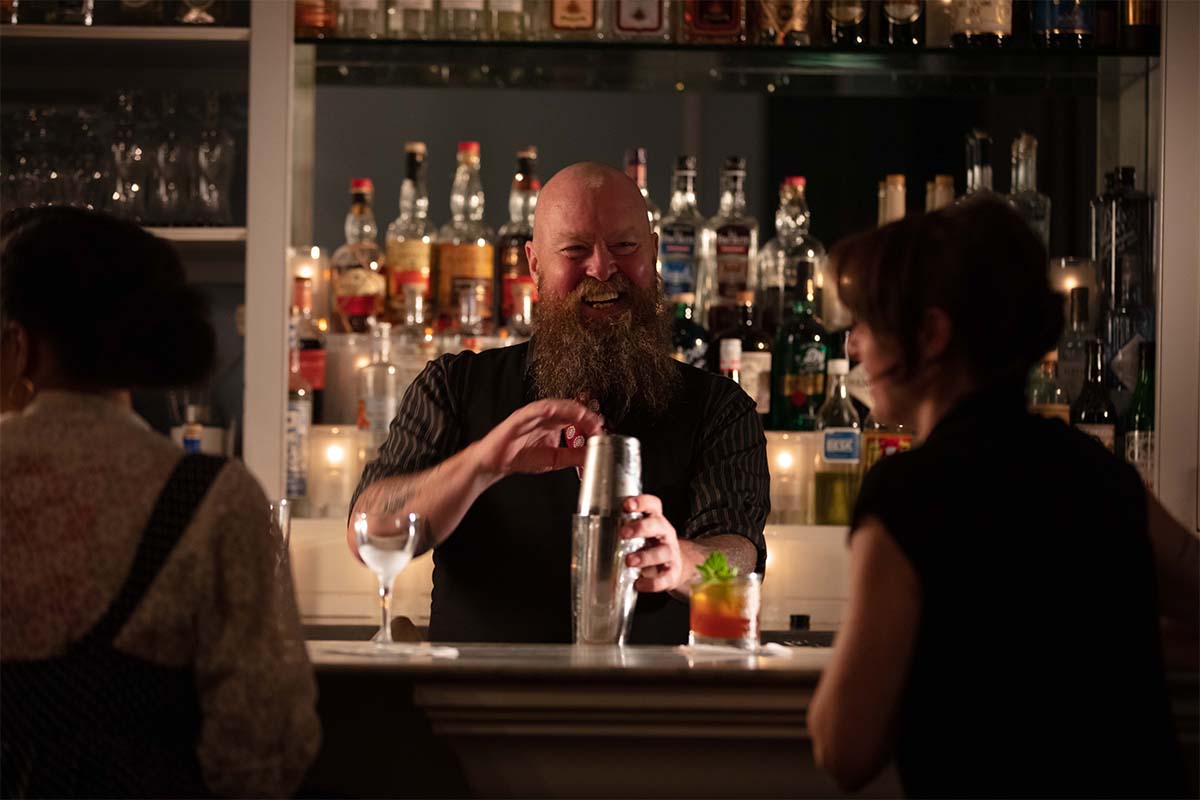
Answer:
top-left (827, 358), bottom-right (850, 375)
top-left (886, 173), bottom-right (905, 187)
top-left (626, 146), bottom-right (648, 166)
top-left (458, 141), bottom-right (481, 155)
top-left (517, 145), bottom-right (538, 159)
top-left (404, 141), bottom-right (426, 155)
top-left (676, 155), bottom-right (697, 173)
top-left (784, 175), bottom-right (806, 188)
top-left (350, 178), bottom-right (374, 194)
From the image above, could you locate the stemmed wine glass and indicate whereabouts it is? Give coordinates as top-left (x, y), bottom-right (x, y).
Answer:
top-left (353, 510), bottom-right (422, 647)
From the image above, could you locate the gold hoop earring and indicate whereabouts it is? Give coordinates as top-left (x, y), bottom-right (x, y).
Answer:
top-left (6, 377), bottom-right (35, 410)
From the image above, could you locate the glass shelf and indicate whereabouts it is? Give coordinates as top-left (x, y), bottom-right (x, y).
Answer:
top-left (0, 24), bottom-right (249, 41)
top-left (146, 226), bottom-right (247, 242)
top-left (302, 39), bottom-right (1159, 96)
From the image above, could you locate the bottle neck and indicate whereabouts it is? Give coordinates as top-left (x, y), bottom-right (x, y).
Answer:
top-left (1012, 147), bottom-right (1037, 193)
top-left (669, 173), bottom-right (698, 215)
top-left (400, 156), bottom-right (429, 222)
top-left (1085, 341), bottom-right (1104, 385)
top-left (718, 172), bottom-right (747, 217)
top-left (968, 163), bottom-right (993, 193)
top-left (346, 193), bottom-right (377, 243)
top-left (828, 374), bottom-right (848, 399)
top-left (626, 162), bottom-right (648, 191)
top-left (450, 157), bottom-right (484, 223)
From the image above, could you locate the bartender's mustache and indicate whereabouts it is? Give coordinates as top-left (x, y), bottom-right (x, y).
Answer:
top-left (572, 274), bottom-right (633, 302)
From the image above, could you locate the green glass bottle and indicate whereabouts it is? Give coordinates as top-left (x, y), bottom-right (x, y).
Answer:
top-left (1123, 340), bottom-right (1154, 490)
top-left (768, 278), bottom-right (828, 431)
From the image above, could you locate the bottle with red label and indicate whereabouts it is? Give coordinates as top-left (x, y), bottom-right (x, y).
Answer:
top-left (291, 276), bottom-right (327, 424)
top-left (437, 142), bottom-right (495, 333)
top-left (495, 146), bottom-right (539, 336)
top-left (386, 142), bottom-right (435, 331)
top-left (703, 155), bottom-right (758, 336)
top-left (331, 178), bottom-right (387, 333)
top-left (680, 0), bottom-right (747, 43)
top-left (860, 411), bottom-right (913, 477)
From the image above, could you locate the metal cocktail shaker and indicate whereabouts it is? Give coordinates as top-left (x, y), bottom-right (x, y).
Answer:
top-left (571, 435), bottom-right (645, 645)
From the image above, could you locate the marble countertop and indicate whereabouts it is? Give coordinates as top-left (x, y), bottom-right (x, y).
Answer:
top-left (308, 640), bottom-right (831, 683)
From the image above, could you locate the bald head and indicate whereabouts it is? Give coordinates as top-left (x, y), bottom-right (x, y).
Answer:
top-left (533, 161), bottom-right (652, 242)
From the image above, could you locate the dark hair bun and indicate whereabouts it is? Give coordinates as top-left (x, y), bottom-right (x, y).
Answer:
top-left (1, 207), bottom-right (216, 389)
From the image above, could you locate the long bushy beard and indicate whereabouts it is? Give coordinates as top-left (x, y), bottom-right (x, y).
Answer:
top-left (530, 273), bottom-right (680, 423)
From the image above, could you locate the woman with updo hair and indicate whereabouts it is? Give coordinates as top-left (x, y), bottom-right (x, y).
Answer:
top-left (808, 198), bottom-right (1197, 797)
top-left (1, 207), bottom-right (320, 798)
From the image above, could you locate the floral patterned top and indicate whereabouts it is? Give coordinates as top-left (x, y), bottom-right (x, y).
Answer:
top-left (1, 392), bottom-right (321, 798)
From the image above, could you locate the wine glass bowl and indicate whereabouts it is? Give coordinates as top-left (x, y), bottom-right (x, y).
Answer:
top-left (353, 511), bottom-right (422, 646)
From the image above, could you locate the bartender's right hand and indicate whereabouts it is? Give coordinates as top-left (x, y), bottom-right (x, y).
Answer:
top-left (474, 399), bottom-right (604, 480)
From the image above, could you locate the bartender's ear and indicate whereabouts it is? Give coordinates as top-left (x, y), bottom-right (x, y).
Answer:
top-left (917, 307), bottom-right (954, 365)
top-left (526, 239), bottom-right (539, 285)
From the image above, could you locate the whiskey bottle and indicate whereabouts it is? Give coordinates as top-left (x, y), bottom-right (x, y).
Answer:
top-left (386, 0), bottom-right (436, 39)
top-left (331, 178), bottom-right (388, 333)
top-left (496, 147), bottom-right (539, 335)
top-left (437, 142), bottom-right (496, 333)
top-left (385, 142), bottom-right (435, 330)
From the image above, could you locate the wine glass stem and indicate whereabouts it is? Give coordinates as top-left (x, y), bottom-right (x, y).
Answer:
top-left (377, 580), bottom-right (393, 644)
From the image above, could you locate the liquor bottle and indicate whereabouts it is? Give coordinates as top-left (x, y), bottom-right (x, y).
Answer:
top-left (1008, 132), bottom-right (1051, 250)
top-left (291, 276), bottom-right (327, 424)
top-left (496, 146), bottom-right (539, 335)
top-left (491, 0), bottom-right (529, 40)
top-left (439, 0), bottom-right (487, 39)
top-left (951, 0), bottom-right (1012, 47)
top-left (924, 0), bottom-right (955, 45)
top-left (195, 91), bottom-right (235, 226)
top-left (543, 0), bottom-right (604, 40)
top-left (814, 358), bottom-right (861, 526)
top-left (1119, 0), bottom-right (1158, 51)
top-left (883, 0), bottom-right (924, 47)
top-left (387, 0), bottom-right (436, 39)
top-left (356, 321), bottom-right (403, 451)
top-left (1123, 340), bottom-right (1154, 490)
top-left (338, 0), bottom-right (382, 36)
top-left (177, 0), bottom-right (227, 24)
top-left (827, 0), bottom-right (869, 46)
top-left (931, 174), bottom-right (955, 209)
top-left (331, 178), bottom-right (388, 333)
top-left (149, 92), bottom-right (188, 225)
top-left (624, 146), bottom-right (661, 234)
top-left (296, 0), bottom-right (338, 36)
top-left (703, 156), bottom-right (759, 335)
top-left (1102, 254), bottom-right (1152, 403)
top-left (882, 174), bottom-right (905, 224)
top-left (1071, 338), bottom-right (1117, 451)
top-left (1033, 0), bottom-right (1094, 47)
top-left (777, 177), bottom-right (843, 330)
top-left (861, 412), bottom-right (912, 476)
top-left (671, 293), bottom-right (710, 368)
top-left (286, 324), bottom-right (314, 504)
top-left (769, 277), bottom-right (829, 431)
top-left (751, 0), bottom-right (814, 46)
top-left (961, 129), bottom-right (995, 198)
top-left (612, 0), bottom-right (673, 42)
top-left (385, 142), bottom-right (435, 331)
top-left (437, 142), bottom-right (496, 332)
top-left (1027, 351), bottom-right (1071, 423)
top-left (658, 155), bottom-right (705, 307)
top-left (109, 91), bottom-right (147, 222)
top-left (1094, 165), bottom-right (1155, 320)
top-left (710, 291), bottom-right (773, 419)
top-left (876, 180), bottom-right (887, 228)
top-left (680, 0), bottom-right (747, 44)
top-left (1057, 286), bottom-right (1092, 401)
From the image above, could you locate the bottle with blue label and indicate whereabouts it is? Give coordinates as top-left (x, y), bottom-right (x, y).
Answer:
top-left (1032, 0), bottom-right (1094, 49)
top-left (814, 358), bottom-right (861, 526)
top-left (659, 155), bottom-right (705, 310)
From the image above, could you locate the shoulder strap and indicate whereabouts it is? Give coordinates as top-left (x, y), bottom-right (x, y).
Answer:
top-left (83, 453), bottom-right (227, 646)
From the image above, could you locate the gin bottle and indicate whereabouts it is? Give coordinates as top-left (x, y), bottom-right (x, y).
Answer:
top-left (658, 155), bottom-right (705, 307)
top-left (356, 322), bottom-right (404, 451)
top-left (703, 156), bottom-right (759, 335)
top-left (385, 142), bottom-right (435, 330)
top-left (1008, 132), bottom-right (1051, 250)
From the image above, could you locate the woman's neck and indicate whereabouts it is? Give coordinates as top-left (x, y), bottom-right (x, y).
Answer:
top-left (911, 367), bottom-right (978, 443)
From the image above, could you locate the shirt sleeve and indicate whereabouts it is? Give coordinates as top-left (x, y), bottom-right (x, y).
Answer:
top-left (684, 381), bottom-right (770, 574)
top-left (193, 463), bottom-right (321, 799)
top-left (349, 354), bottom-right (463, 517)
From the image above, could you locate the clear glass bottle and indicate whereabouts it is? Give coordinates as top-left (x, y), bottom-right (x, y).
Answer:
top-left (1033, 0), bottom-right (1094, 48)
top-left (338, 0), bottom-right (384, 36)
top-left (769, 277), bottom-right (828, 432)
top-left (491, 0), bottom-right (530, 39)
top-left (679, 0), bottom-right (747, 43)
top-left (296, 0), bottom-right (338, 37)
top-left (658, 155), bottom-right (705, 308)
top-left (814, 358), bottom-right (861, 525)
top-left (1008, 132), bottom-right (1051, 251)
top-left (356, 321), bottom-right (403, 451)
top-left (195, 91), bottom-right (236, 226)
top-left (951, 0), bottom-right (1012, 47)
top-left (882, 173), bottom-right (906, 224)
top-left (764, 177), bottom-right (843, 334)
top-left (541, 0), bottom-right (605, 40)
top-left (612, 0), bottom-right (673, 42)
top-left (286, 324), bottom-right (314, 506)
top-left (1102, 254), bottom-right (1153, 406)
top-left (149, 91), bottom-right (188, 226)
top-left (624, 146), bottom-right (661, 234)
top-left (710, 291), bottom-right (773, 420)
top-left (827, 0), bottom-right (870, 46)
top-left (436, 141), bottom-right (495, 332)
top-left (1123, 339), bottom-right (1154, 490)
top-left (439, 0), bottom-right (488, 39)
top-left (385, 142), bottom-right (435, 331)
top-left (109, 90), bottom-right (147, 223)
top-left (703, 156), bottom-right (759, 336)
top-left (292, 276), bottom-right (327, 424)
top-left (331, 178), bottom-right (388, 333)
top-left (496, 146), bottom-right (539, 335)
top-left (1071, 338), bottom-right (1117, 452)
top-left (1057, 286), bottom-right (1092, 402)
top-left (883, 0), bottom-right (924, 47)
top-left (386, 0), bottom-right (436, 39)
top-left (671, 292), bottom-right (710, 368)
top-left (751, 0), bottom-right (814, 46)
top-left (961, 128), bottom-right (995, 199)
top-left (1027, 351), bottom-right (1071, 423)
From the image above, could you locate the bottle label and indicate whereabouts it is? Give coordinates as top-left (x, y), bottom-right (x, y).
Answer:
top-left (552, 0), bottom-right (596, 29)
top-left (440, 0), bottom-right (484, 9)
top-left (616, 0), bottom-right (665, 31)
top-left (719, 338), bottom-right (743, 372)
top-left (392, 0), bottom-right (434, 9)
top-left (286, 398), bottom-right (311, 497)
top-left (490, 0), bottom-right (522, 12)
top-left (360, 395), bottom-right (397, 445)
top-left (502, 273), bottom-right (537, 323)
top-left (1031, 402), bottom-right (1070, 424)
top-left (386, 239), bottom-right (432, 296)
top-left (183, 424), bottom-right (203, 455)
top-left (953, 0), bottom-right (1012, 35)
top-left (334, 267), bottom-right (386, 319)
top-left (1111, 333), bottom-right (1145, 392)
top-left (660, 223), bottom-right (697, 298)
top-left (298, 348), bottom-right (327, 391)
top-left (341, 0), bottom-right (380, 8)
top-left (828, 0), bottom-right (866, 24)
top-left (1033, 0), bottom-right (1094, 35)
top-left (783, 343), bottom-right (827, 408)
top-left (1124, 430), bottom-right (1154, 490)
top-left (690, 0), bottom-right (739, 31)
top-left (863, 430), bottom-right (912, 470)
top-left (715, 225), bottom-right (752, 300)
top-left (741, 351), bottom-right (772, 415)
top-left (1077, 423), bottom-right (1116, 452)
top-left (822, 428), bottom-right (861, 464)
top-left (437, 242), bottom-right (494, 313)
top-left (883, 0), bottom-right (921, 23)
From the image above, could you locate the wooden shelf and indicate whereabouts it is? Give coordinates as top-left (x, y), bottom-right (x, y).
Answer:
top-left (0, 24), bottom-right (248, 42)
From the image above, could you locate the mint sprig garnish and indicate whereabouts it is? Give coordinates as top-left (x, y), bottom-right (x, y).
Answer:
top-left (696, 551), bottom-right (738, 582)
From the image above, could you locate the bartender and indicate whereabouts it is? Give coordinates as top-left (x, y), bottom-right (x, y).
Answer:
top-left (349, 162), bottom-right (768, 644)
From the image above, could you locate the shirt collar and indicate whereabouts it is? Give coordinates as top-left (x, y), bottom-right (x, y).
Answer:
top-left (19, 390), bottom-right (151, 431)
top-left (922, 382), bottom-right (1027, 446)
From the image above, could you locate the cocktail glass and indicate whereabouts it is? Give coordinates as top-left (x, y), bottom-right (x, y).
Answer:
top-left (688, 573), bottom-right (762, 650)
top-left (353, 511), bottom-right (422, 647)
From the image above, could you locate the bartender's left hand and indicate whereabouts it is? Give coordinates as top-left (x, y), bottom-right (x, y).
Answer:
top-left (621, 495), bottom-right (693, 594)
